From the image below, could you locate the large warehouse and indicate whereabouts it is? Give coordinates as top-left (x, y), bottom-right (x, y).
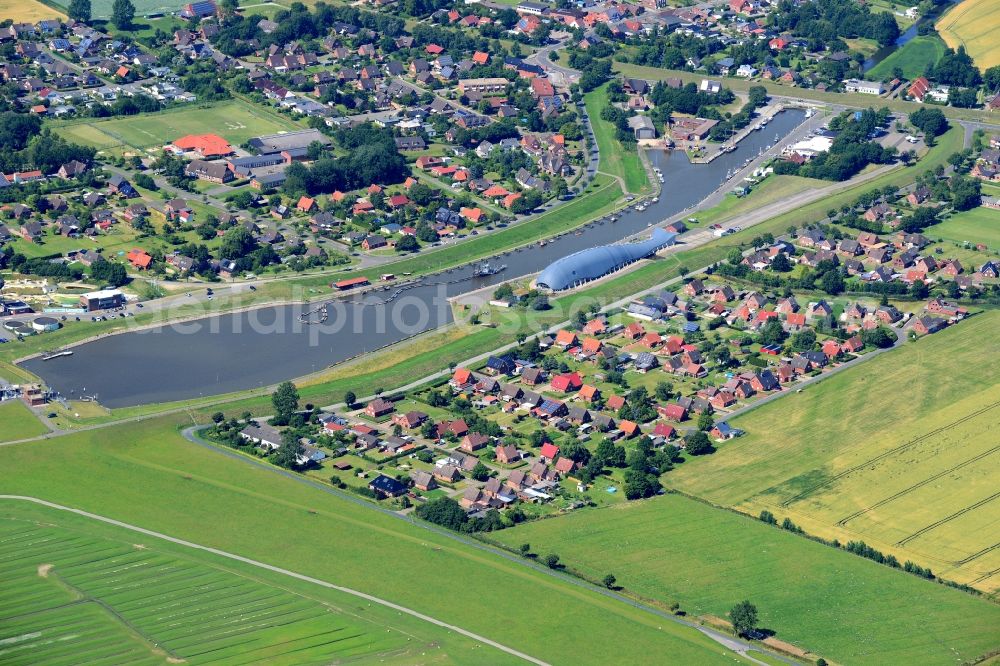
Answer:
top-left (536, 228), bottom-right (676, 291)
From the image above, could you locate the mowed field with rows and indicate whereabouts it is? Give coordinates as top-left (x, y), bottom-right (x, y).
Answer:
top-left (669, 311), bottom-right (1000, 592)
top-left (936, 0), bottom-right (1000, 70)
top-left (53, 101), bottom-right (301, 155)
top-left (493, 495), bottom-right (1000, 665)
top-left (0, 517), bottom-right (410, 665)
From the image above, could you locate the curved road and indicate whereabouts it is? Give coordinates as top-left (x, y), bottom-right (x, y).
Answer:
top-left (0, 494), bottom-right (552, 666)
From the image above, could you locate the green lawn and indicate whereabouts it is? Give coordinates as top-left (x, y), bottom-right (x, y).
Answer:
top-left (54, 101), bottom-right (301, 152)
top-left (868, 35), bottom-right (947, 81)
top-left (0, 400), bottom-right (47, 442)
top-left (693, 175), bottom-right (827, 227)
top-left (0, 505), bottom-right (445, 665)
top-left (0, 417), bottom-right (753, 666)
top-left (491, 494), bottom-right (1000, 665)
top-left (926, 205), bottom-right (1000, 249)
top-left (584, 84), bottom-right (649, 194)
top-left (669, 311), bottom-right (1000, 592)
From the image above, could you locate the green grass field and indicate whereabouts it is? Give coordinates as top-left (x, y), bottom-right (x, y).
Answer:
top-left (49, 0), bottom-right (195, 19)
top-left (584, 85), bottom-right (649, 194)
top-left (54, 101), bottom-right (301, 153)
top-left (492, 495), bottom-right (1000, 665)
top-left (0, 400), bottom-right (47, 442)
top-left (0, 507), bottom-right (435, 665)
top-left (694, 175), bottom-right (827, 227)
top-left (0, 417), bottom-right (754, 666)
top-left (937, 0), bottom-right (1000, 70)
top-left (669, 311), bottom-right (1000, 593)
top-left (926, 205), bottom-right (1000, 249)
top-left (868, 35), bottom-right (947, 80)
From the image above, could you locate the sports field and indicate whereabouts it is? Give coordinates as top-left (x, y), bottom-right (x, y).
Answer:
top-left (926, 205), bottom-right (1000, 249)
top-left (0, 0), bottom-right (64, 21)
top-left (868, 35), bottom-right (947, 80)
top-left (54, 101), bottom-right (301, 153)
top-left (0, 400), bottom-right (47, 443)
top-left (0, 417), bottom-right (752, 666)
top-left (493, 495), bottom-right (1000, 665)
top-left (669, 311), bottom-right (1000, 592)
top-left (936, 0), bottom-right (1000, 70)
top-left (0, 507), bottom-right (434, 665)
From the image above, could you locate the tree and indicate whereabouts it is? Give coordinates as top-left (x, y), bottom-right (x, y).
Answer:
top-left (909, 108), bottom-right (948, 139)
top-left (602, 574), bottom-right (617, 589)
top-left (697, 411), bottom-right (714, 432)
top-left (395, 235), bottom-right (419, 252)
top-left (211, 411), bottom-right (225, 423)
top-left (415, 497), bottom-right (467, 531)
top-left (759, 318), bottom-right (786, 346)
top-left (112, 0), bottom-right (135, 30)
top-left (90, 259), bottom-right (128, 287)
top-left (343, 391), bottom-right (356, 407)
top-left (68, 0), bottom-right (91, 22)
top-left (984, 65), bottom-right (1000, 93)
top-left (519, 543), bottom-right (531, 556)
top-left (275, 429), bottom-right (303, 469)
top-left (544, 553), bottom-right (561, 569)
top-left (770, 253), bottom-right (791, 272)
top-left (470, 462), bottom-right (490, 482)
top-left (271, 381), bottom-right (299, 425)
top-left (820, 270), bottom-right (844, 295)
top-left (685, 431), bottom-right (713, 456)
top-left (729, 600), bottom-right (759, 638)
top-left (861, 326), bottom-right (895, 349)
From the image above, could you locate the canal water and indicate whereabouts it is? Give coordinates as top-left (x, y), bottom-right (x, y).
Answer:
top-left (23, 110), bottom-right (806, 407)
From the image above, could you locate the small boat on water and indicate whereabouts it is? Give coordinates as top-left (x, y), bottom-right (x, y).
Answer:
top-left (473, 261), bottom-right (506, 277)
top-left (42, 350), bottom-right (73, 361)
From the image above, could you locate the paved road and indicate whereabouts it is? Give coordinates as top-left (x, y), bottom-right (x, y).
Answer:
top-left (0, 495), bottom-right (551, 665)
top-left (176, 428), bottom-right (794, 665)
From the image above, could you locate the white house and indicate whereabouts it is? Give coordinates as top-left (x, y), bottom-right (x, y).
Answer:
top-left (843, 78), bottom-right (885, 95)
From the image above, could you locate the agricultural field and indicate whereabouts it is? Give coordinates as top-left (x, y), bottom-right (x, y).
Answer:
top-left (54, 101), bottom-right (301, 154)
top-left (584, 85), bottom-right (649, 194)
top-left (0, 502), bottom-right (510, 666)
top-left (669, 311), bottom-right (1000, 592)
top-left (49, 0), bottom-right (186, 19)
top-left (0, 519), bottom-right (403, 664)
top-left (0, 401), bottom-right (47, 443)
top-left (492, 494), bottom-right (1000, 665)
top-left (936, 0), bottom-right (1000, 70)
top-left (0, 0), bottom-right (64, 21)
top-left (868, 35), bottom-right (947, 80)
top-left (0, 415), bottom-right (754, 666)
top-left (926, 205), bottom-right (1000, 249)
